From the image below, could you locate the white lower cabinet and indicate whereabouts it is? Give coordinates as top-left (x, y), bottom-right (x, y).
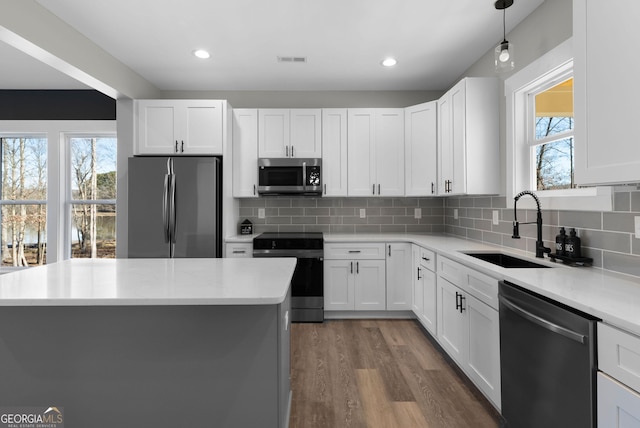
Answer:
top-left (324, 259), bottom-right (386, 311)
top-left (225, 243), bottom-right (252, 258)
top-left (412, 245), bottom-right (436, 335)
top-left (324, 243), bottom-right (386, 311)
top-left (386, 243), bottom-right (412, 310)
top-left (598, 322), bottom-right (640, 427)
top-left (436, 256), bottom-right (501, 409)
top-left (598, 372), bottom-right (640, 428)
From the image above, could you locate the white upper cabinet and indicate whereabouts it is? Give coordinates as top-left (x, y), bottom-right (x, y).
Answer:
top-left (258, 109), bottom-right (321, 158)
top-left (322, 109), bottom-right (348, 196)
top-left (574, 0), bottom-right (640, 185)
top-left (136, 100), bottom-right (224, 155)
top-left (437, 77), bottom-right (499, 195)
top-left (232, 109), bottom-right (259, 198)
top-left (405, 101), bottom-right (438, 196)
top-left (347, 109), bottom-right (404, 197)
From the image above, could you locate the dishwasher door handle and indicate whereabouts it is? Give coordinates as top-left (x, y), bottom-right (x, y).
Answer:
top-left (499, 295), bottom-right (586, 344)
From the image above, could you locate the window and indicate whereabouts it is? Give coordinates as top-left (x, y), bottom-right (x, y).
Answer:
top-left (69, 136), bottom-right (117, 259)
top-left (505, 38), bottom-right (612, 211)
top-left (0, 136), bottom-right (48, 266)
top-left (0, 121), bottom-right (117, 269)
top-left (530, 78), bottom-right (575, 191)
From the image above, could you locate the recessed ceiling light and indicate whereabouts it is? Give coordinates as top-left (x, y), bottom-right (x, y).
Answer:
top-left (381, 57), bottom-right (397, 67)
top-left (193, 49), bottom-right (211, 59)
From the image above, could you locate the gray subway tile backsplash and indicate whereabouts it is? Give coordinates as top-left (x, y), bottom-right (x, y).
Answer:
top-left (239, 191), bottom-right (640, 279)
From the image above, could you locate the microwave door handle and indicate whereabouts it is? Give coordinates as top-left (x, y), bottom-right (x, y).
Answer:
top-left (302, 161), bottom-right (307, 191)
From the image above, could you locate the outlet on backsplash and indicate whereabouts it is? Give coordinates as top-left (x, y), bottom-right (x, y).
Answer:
top-left (635, 216), bottom-right (640, 238)
top-left (359, 209), bottom-right (366, 219)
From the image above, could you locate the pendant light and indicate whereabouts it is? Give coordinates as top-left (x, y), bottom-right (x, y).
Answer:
top-left (494, 0), bottom-right (515, 73)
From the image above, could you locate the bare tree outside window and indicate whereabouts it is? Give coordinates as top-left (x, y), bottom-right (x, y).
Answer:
top-left (533, 78), bottom-right (575, 191)
top-left (0, 137), bottom-right (47, 266)
top-left (70, 137), bottom-right (116, 259)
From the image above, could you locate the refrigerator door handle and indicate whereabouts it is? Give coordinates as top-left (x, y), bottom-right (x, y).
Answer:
top-left (163, 175), bottom-right (171, 243)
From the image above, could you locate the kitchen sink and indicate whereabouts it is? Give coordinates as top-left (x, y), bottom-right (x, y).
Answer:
top-left (463, 252), bottom-right (551, 269)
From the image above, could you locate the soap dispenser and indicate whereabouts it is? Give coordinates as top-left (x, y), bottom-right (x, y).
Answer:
top-left (565, 228), bottom-right (582, 259)
top-left (555, 227), bottom-right (567, 256)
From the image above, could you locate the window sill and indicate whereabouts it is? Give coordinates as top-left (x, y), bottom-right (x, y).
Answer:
top-left (510, 187), bottom-right (613, 211)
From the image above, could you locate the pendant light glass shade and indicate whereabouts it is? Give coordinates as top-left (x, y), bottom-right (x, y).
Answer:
top-left (495, 40), bottom-right (514, 73)
top-left (494, 0), bottom-right (514, 73)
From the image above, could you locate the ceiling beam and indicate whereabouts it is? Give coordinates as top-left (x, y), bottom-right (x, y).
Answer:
top-left (0, 0), bottom-right (159, 99)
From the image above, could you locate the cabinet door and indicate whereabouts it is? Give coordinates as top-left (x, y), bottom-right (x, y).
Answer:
top-left (437, 95), bottom-right (452, 195)
top-left (181, 100), bottom-right (224, 154)
top-left (259, 109), bottom-right (290, 157)
top-left (449, 80), bottom-right (467, 195)
top-left (348, 109), bottom-right (375, 196)
top-left (375, 109), bottom-right (404, 196)
top-left (466, 295), bottom-right (501, 409)
top-left (412, 246), bottom-right (424, 317)
top-left (324, 260), bottom-right (354, 311)
top-left (574, 0), bottom-right (640, 185)
top-left (232, 109), bottom-right (259, 197)
top-left (354, 260), bottom-right (386, 310)
top-left (322, 109), bottom-right (348, 196)
top-left (137, 100), bottom-right (178, 154)
top-left (598, 372), bottom-right (640, 428)
top-left (386, 243), bottom-right (412, 310)
top-left (421, 268), bottom-right (437, 337)
top-left (437, 277), bottom-right (467, 365)
top-left (290, 109), bottom-right (322, 157)
top-left (405, 102), bottom-right (437, 196)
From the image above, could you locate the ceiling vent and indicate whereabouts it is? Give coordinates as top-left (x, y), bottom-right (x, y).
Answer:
top-left (277, 56), bottom-right (307, 63)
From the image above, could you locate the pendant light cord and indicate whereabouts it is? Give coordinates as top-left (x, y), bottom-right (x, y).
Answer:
top-left (502, 7), bottom-right (507, 43)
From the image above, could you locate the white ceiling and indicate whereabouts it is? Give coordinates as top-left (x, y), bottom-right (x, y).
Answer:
top-left (3, 0), bottom-right (545, 92)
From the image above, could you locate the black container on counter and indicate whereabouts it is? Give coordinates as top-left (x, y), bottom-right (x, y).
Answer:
top-left (555, 227), bottom-right (567, 256)
top-left (565, 228), bottom-right (582, 258)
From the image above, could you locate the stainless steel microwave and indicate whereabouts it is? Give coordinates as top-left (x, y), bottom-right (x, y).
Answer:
top-left (258, 158), bottom-right (322, 195)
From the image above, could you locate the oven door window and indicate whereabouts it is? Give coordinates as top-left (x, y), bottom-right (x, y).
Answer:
top-left (291, 257), bottom-right (323, 297)
top-left (259, 166), bottom-right (303, 187)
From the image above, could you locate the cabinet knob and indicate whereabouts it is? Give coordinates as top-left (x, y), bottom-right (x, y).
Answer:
top-left (431, 182), bottom-right (435, 194)
top-left (291, 145), bottom-right (294, 157)
top-left (422, 256), bottom-right (430, 262)
top-left (417, 267), bottom-right (422, 280)
top-left (181, 140), bottom-right (184, 153)
top-left (378, 184), bottom-right (381, 195)
top-left (175, 140), bottom-right (179, 153)
top-left (372, 184), bottom-right (375, 195)
top-left (286, 146), bottom-right (289, 157)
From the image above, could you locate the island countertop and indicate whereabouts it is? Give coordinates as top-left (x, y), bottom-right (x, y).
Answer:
top-left (0, 257), bottom-right (297, 306)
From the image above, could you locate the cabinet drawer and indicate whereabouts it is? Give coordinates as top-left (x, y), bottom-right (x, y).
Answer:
top-left (225, 243), bottom-right (253, 258)
top-left (438, 256), bottom-right (463, 285)
top-left (324, 243), bottom-right (385, 260)
top-left (599, 323), bottom-right (640, 393)
top-left (463, 268), bottom-right (499, 310)
top-left (418, 247), bottom-right (436, 272)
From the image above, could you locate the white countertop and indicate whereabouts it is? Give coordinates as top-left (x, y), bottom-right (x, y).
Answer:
top-left (324, 233), bottom-right (640, 336)
top-left (0, 258), bottom-right (296, 306)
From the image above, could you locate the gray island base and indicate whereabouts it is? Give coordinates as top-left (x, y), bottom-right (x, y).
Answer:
top-left (0, 258), bottom-right (295, 428)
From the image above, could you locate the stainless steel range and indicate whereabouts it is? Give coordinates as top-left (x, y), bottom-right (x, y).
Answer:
top-left (253, 232), bottom-right (324, 322)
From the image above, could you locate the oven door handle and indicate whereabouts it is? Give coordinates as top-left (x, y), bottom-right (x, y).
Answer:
top-left (252, 249), bottom-right (324, 258)
top-left (499, 295), bottom-right (586, 344)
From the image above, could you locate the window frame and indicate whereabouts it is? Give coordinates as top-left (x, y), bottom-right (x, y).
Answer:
top-left (505, 38), bottom-right (612, 211)
top-left (0, 120), bottom-right (116, 271)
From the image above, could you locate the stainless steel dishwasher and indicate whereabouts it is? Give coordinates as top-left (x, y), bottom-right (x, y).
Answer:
top-left (498, 280), bottom-right (598, 428)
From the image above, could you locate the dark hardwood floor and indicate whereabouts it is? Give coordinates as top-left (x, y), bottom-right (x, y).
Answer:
top-left (289, 319), bottom-right (501, 428)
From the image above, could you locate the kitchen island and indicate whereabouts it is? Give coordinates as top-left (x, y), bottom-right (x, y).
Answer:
top-left (0, 258), bottom-right (296, 428)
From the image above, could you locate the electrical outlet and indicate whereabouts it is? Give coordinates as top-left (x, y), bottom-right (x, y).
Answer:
top-left (360, 209), bottom-right (366, 219)
top-left (635, 216), bottom-right (640, 238)
top-left (454, 208), bottom-right (459, 220)
top-left (414, 208), bottom-right (422, 219)
top-left (258, 208), bottom-right (265, 219)
top-left (492, 210), bottom-right (499, 226)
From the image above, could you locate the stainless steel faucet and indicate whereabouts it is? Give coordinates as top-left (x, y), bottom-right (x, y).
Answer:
top-left (512, 190), bottom-right (551, 258)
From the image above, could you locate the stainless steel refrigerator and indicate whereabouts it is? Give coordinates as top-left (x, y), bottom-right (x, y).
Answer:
top-left (128, 156), bottom-right (222, 258)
